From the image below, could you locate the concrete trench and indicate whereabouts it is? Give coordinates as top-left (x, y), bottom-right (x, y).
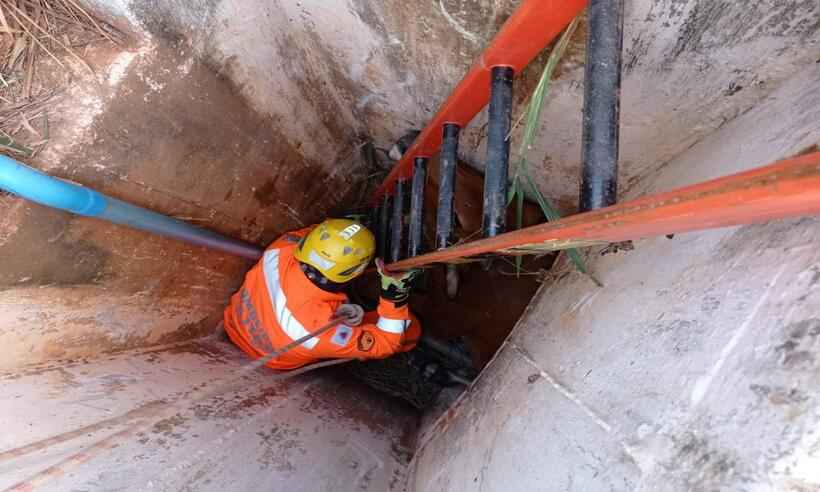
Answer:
top-left (1, 1), bottom-right (819, 490)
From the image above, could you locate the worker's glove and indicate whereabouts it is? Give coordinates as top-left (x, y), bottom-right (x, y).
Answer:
top-left (336, 303), bottom-right (364, 326)
top-left (375, 258), bottom-right (420, 304)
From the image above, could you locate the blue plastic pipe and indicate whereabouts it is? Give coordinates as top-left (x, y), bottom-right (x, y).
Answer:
top-left (0, 155), bottom-right (263, 260)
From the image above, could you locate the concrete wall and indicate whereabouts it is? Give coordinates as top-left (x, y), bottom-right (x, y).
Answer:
top-left (103, 0), bottom-right (819, 216)
top-left (0, 2), bottom-right (368, 370)
top-left (121, 0), bottom-right (820, 215)
top-left (409, 63), bottom-right (820, 491)
top-left (89, 0), bottom-right (522, 167)
top-left (0, 337), bottom-right (417, 491)
top-left (127, 0), bottom-right (819, 216)
top-left (0, 0), bottom-right (526, 371)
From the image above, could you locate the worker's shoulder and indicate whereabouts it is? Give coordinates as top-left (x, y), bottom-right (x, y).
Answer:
top-left (281, 226), bottom-right (317, 243)
top-left (264, 227), bottom-right (315, 251)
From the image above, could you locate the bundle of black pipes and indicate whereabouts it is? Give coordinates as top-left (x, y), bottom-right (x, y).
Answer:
top-left (373, 1), bottom-right (624, 266)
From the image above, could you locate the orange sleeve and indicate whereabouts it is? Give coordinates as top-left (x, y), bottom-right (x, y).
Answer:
top-left (308, 298), bottom-right (417, 360)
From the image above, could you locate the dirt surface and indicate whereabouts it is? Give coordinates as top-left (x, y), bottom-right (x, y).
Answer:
top-left (411, 258), bottom-right (551, 369)
top-left (354, 254), bottom-right (550, 370)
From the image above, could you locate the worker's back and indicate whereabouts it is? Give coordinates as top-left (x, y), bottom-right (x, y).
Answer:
top-left (223, 227), bottom-right (420, 370)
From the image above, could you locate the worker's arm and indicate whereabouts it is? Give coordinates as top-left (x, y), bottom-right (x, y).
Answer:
top-left (310, 261), bottom-right (420, 359)
top-left (297, 296), bottom-right (411, 360)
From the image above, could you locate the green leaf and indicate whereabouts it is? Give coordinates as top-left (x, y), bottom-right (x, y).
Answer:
top-left (524, 173), bottom-right (560, 222)
top-left (506, 175), bottom-right (519, 207)
top-left (510, 15), bottom-right (591, 278)
top-left (514, 180), bottom-right (524, 277)
top-left (519, 15), bottom-right (581, 159)
top-left (565, 248), bottom-right (588, 274)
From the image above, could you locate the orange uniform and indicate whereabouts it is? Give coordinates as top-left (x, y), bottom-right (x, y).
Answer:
top-left (223, 227), bottom-right (421, 370)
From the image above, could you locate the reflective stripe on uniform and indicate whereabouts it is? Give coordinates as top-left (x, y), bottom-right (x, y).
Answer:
top-left (236, 288), bottom-right (274, 353)
top-left (376, 317), bottom-right (409, 334)
top-left (263, 249), bottom-right (319, 350)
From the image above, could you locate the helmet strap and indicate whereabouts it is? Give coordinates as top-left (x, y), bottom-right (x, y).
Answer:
top-left (298, 262), bottom-right (347, 293)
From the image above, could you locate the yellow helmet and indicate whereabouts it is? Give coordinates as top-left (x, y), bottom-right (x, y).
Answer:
top-left (294, 219), bottom-right (376, 283)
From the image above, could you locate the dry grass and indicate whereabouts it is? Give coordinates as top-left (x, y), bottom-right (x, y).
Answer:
top-left (0, 0), bottom-right (124, 157)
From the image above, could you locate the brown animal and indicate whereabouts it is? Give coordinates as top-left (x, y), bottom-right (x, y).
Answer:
top-left (422, 154), bottom-right (544, 246)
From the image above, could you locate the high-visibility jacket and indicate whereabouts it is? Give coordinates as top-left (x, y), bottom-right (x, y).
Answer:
top-left (223, 227), bottom-right (421, 370)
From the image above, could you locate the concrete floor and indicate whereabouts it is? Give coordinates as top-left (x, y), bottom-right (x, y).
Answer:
top-left (0, 337), bottom-right (418, 491)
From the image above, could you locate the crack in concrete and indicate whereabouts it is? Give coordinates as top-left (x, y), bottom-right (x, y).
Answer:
top-left (510, 342), bottom-right (645, 473)
top-left (689, 264), bottom-right (786, 407)
top-left (510, 342), bottom-right (613, 434)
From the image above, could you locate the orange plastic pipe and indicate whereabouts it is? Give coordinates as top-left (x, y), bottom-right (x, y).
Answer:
top-left (372, 0), bottom-right (588, 201)
top-left (386, 152), bottom-right (820, 270)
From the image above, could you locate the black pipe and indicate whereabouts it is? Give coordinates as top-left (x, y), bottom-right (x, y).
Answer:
top-left (408, 157), bottom-right (428, 258)
top-left (390, 179), bottom-right (406, 263)
top-left (378, 194), bottom-right (390, 260)
top-left (368, 202), bottom-right (379, 225)
top-left (437, 124), bottom-right (460, 250)
top-left (579, 0), bottom-right (624, 212)
top-left (368, 204), bottom-right (379, 246)
top-left (419, 334), bottom-right (474, 371)
top-left (482, 66), bottom-right (514, 238)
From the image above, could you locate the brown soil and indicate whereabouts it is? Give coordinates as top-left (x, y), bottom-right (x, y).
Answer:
top-left (410, 257), bottom-right (551, 369)
top-left (411, 155), bottom-right (552, 369)
top-left (355, 255), bottom-right (551, 370)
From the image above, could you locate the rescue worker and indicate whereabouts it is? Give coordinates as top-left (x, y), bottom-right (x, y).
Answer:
top-left (223, 218), bottom-right (421, 370)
